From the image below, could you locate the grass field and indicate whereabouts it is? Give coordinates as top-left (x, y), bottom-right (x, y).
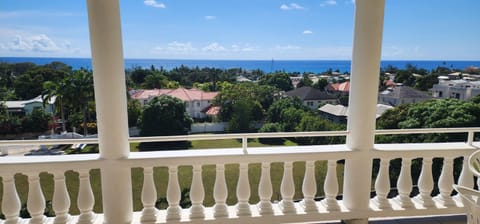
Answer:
top-left (0, 138), bottom-right (344, 215)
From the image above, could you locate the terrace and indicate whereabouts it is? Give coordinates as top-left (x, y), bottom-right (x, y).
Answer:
top-left (0, 0), bottom-right (478, 223)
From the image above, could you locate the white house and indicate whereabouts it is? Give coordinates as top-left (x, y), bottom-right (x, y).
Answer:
top-left (130, 88), bottom-right (218, 119)
top-left (430, 79), bottom-right (480, 100)
top-left (3, 95), bottom-right (56, 116)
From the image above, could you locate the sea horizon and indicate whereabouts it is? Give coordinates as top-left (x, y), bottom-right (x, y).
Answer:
top-left (1, 56), bottom-right (480, 74)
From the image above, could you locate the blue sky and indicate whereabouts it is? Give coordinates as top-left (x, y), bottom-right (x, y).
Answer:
top-left (0, 0), bottom-right (479, 60)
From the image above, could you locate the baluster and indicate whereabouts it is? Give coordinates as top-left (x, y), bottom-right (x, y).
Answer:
top-left (2, 174), bottom-right (21, 224)
top-left (236, 163), bottom-right (251, 216)
top-left (301, 161), bottom-right (317, 212)
top-left (141, 167), bottom-right (158, 223)
top-left (279, 162), bottom-right (295, 213)
top-left (434, 157), bottom-right (455, 206)
top-left (213, 164), bottom-right (228, 218)
top-left (414, 157), bottom-right (434, 207)
top-left (53, 171), bottom-right (71, 224)
top-left (77, 170), bottom-right (95, 224)
top-left (189, 165), bottom-right (205, 219)
top-left (458, 156), bottom-right (474, 188)
top-left (27, 173), bottom-right (46, 224)
top-left (373, 158), bottom-right (391, 209)
top-left (394, 158), bottom-right (413, 208)
top-left (321, 160), bottom-right (340, 211)
top-left (257, 162), bottom-right (273, 215)
top-left (166, 166), bottom-right (181, 221)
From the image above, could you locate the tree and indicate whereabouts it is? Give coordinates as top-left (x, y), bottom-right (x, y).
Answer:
top-left (258, 122), bottom-right (284, 144)
top-left (42, 80), bottom-right (70, 132)
top-left (139, 96), bottom-right (193, 151)
top-left (13, 72), bottom-right (44, 100)
top-left (296, 73), bottom-right (313, 88)
top-left (143, 72), bottom-right (168, 89)
top-left (266, 97), bottom-right (306, 124)
top-left (127, 99), bottom-right (142, 127)
top-left (313, 78), bottom-right (328, 91)
top-left (21, 108), bottom-right (52, 133)
top-left (259, 72), bottom-right (293, 91)
top-left (295, 114), bottom-right (345, 145)
top-left (64, 70), bottom-right (94, 135)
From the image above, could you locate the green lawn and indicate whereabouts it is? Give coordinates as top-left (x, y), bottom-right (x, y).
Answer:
top-left (0, 138), bottom-right (344, 215)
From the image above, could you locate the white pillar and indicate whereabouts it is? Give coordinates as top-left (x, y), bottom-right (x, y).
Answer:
top-left (86, 0), bottom-right (132, 223)
top-left (342, 0), bottom-right (385, 223)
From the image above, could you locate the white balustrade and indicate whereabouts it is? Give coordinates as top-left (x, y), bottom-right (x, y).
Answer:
top-left (213, 164), bottom-right (228, 218)
top-left (321, 160), bottom-right (340, 211)
top-left (2, 174), bottom-right (21, 224)
top-left (394, 158), bottom-right (413, 208)
top-left (435, 157), bottom-right (455, 206)
top-left (414, 157), bottom-right (434, 207)
top-left (52, 171), bottom-right (71, 224)
top-left (257, 162), bottom-right (273, 215)
top-left (373, 158), bottom-right (391, 209)
top-left (77, 170), bottom-right (95, 224)
top-left (279, 162), bottom-right (295, 213)
top-left (189, 165), bottom-right (205, 219)
top-left (301, 161), bottom-right (317, 212)
top-left (166, 166), bottom-right (181, 221)
top-left (457, 156), bottom-right (474, 189)
top-left (236, 163), bottom-right (251, 216)
top-left (141, 167), bottom-right (158, 223)
top-left (27, 173), bottom-right (46, 224)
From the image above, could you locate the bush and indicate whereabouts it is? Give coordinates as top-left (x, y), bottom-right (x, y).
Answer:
top-left (258, 123), bottom-right (284, 145)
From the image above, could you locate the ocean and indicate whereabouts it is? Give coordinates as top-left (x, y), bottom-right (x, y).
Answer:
top-left (1, 57), bottom-right (480, 74)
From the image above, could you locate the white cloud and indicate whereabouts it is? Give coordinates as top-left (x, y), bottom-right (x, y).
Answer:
top-left (204, 15), bottom-right (216, 20)
top-left (157, 41), bottom-right (196, 52)
top-left (320, 0), bottom-right (337, 7)
top-left (275, 45), bottom-right (302, 50)
top-left (5, 34), bottom-right (60, 52)
top-left (144, 0), bottom-right (166, 8)
top-left (231, 44), bottom-right (255, 52)
top-left (303, 30), bottom-right (313, 35)
top-left (280, 3), bottom-right (305, 10)
top-left (202, 42), bottom-right (226, 52)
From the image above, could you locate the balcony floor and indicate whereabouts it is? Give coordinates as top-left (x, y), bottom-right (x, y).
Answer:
top-left (317, 215), bottom-right (466, 224)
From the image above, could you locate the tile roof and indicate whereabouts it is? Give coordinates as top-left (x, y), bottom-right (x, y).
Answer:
top-left (131, 88), bottom-right (218, 102)
top-left (329, 81), bottom-right (350, 92)
top-left (285, 86), bottom-right (337, 101)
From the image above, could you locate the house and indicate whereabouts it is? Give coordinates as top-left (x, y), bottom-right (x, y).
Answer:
top-left (130, 87), bottom-right (218, 119)
top-left (378, 84), bottom-right (431, 106)
top-left (430, 80), bottom-right (480, 100)
top-left (3, 95), bottom-right (56, 116)
top-left (319, 103), bottom-right (393, 123)
top-left (326, 81), bottom-right (350, 95)
top-left (284, 86), bottom-right (338, 109)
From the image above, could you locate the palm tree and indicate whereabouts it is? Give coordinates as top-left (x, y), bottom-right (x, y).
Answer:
top-left (68, 70), bottom-right (94, 136)
top-left (42, 80), bottom-right (69, 132)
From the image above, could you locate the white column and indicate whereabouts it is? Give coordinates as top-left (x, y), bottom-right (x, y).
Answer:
top-left (343, 0), bottom-right (385, 223)
top-left (86, 0), bottom-right (132, 223)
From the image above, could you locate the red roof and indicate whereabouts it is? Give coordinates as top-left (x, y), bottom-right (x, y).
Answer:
top-left (205, 106), bottom-right (220, 116)
top-left (131, 88), bottom-right (218, 101)
top-left (329, 81), bottom-right (350, 92)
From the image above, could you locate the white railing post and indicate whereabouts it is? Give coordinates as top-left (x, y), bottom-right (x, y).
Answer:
top-left (141, 167), bottom-right (158, 223)
top-left (373, 158), bottom-right (391, 209)
top-left (77, 170), bottom-right (95, 224)
top-left (394, 158), bottom-right (413, 208)
top-left (301, 161), bottom-right (317, 212)
top-left (343, 0), bottom-right (385, 223)
top-left (258, 162), bottom-right (273, 215)
top-left (279, 162), bottom-right (296, 214)
top-left (2, 174), bottom-right (21, 224)
top-left (27, 173), bottom-right (46, 224)
top-left (236, 163), bottom-right (251, 216)
top-left (414, 157), bottom-right (434, 207)
top-left (52, 171), bottom-right (71, 224)
top-left (458, 155), bottom-right (474, 188)
top-left (86, 0), bottom-right (133, 223)
top-left (321, 160), bottom-right (340, 211)
top-left (166, 166), bottom-right (181, 221)
top-left (435, 157), bottom-right (455, 206)
top-left (213, 164), bottom-right (229, 218)
top-left (189, 165), bottom-right (205, 219)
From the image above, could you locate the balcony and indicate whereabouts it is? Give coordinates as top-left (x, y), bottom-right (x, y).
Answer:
top-left (0, 128), bottom-right (478, 224)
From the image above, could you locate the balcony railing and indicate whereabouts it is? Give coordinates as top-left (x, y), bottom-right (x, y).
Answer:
top-left (0, 127), bottom-right (478, 223)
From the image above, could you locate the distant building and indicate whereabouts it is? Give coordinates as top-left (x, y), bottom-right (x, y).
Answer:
top-left (378, 84), bottom-right (431, 106)
top-left (430, 80), bottom-right (480, 100)
top-left (130, 88), bottom-right (218, 119)
top-left (326, 81), bottom-right (350, 95)
top-left (285, 86), bottom-right (337, 109)
top-left (3, 95), bottom-right (56, 116)
top-left (318, 103), bottom-right (392, 123)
